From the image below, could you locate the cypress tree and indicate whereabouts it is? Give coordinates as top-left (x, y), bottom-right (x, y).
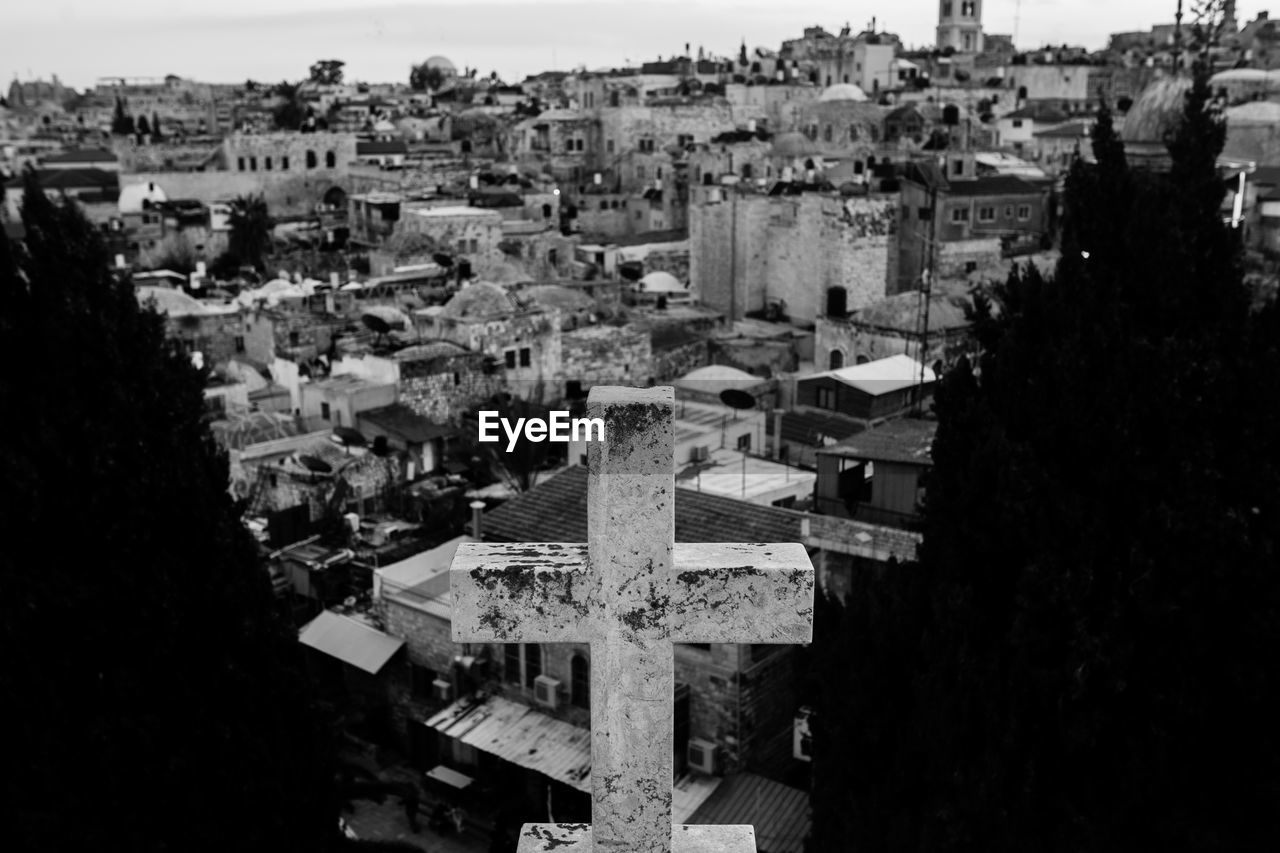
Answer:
top-left (0, 172), bottom-right (341, 851)
top-left (809, 59), bottom-right (1280, 852)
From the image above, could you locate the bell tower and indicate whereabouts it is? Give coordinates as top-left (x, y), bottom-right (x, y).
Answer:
top-left (936, 0), bottom-right (985, 53)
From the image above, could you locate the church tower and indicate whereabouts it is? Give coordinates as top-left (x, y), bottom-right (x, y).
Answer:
top-left (936, 0), bottom-right (984, 53)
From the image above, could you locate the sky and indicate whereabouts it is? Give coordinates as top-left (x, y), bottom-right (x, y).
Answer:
top-left (7, 1), bottom-right (1270, 91)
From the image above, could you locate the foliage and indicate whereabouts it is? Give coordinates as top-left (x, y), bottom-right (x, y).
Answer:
top-left (409, 62), bottom-right (446, 92)
top-left (227, 193), bottom-right (274, 272)
top-left (808, 61), bottom-right (1280, 853)
top-left (141, 231), bottom-right (199, 275)
top-left (273, 80), bottom-right (306, 131)
top-left (310, 59), bottom-right (346, 86)
top-left (110, 96), bottom-right (134, 135)
top-left (136, 114), bottom-right (151, 136)
top-left (0, 172), bottom-right (342, 851)
top-left (150, 110), bottom-right (163, 140)
top-left (382, 229), bottom-right (439, 260)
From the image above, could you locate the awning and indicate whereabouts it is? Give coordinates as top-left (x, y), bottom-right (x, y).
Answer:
top-left (299, 610), bottom-right (404, 675)
top-left (425, 695), bottom-right (591, 792)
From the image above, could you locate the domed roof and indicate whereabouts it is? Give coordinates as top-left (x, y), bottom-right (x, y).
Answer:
top-left (1121, 76), bottom-right (1191, 143)
top-left (425, 56), bottom-right (457, 75)
top-left (771, 131), bottom-right (819, 157)
top-left (440, 281), bottom-right (517, 319)
top-left (637, 271), bottom-right (685, 293)
top-left (820, 83), bottom-right (868, 103)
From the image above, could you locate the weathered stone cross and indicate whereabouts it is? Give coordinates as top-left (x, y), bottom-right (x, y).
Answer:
top-left (451, 387), bottom-right (815, 853)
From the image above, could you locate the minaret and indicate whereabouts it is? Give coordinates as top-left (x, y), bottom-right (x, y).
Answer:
top-left (936, 0), bottom-right (984, 53)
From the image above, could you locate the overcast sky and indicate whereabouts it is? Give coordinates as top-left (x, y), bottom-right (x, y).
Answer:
top-left (7, 1), bottom-right (1268, 90)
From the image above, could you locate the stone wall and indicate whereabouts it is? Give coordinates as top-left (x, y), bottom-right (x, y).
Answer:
top-left (397, 207), bottom-right (505, 278)
top-left (650, 338), bottom-right (709, 382)
top-left (560, 325), bottom-right (651, 390)
top-left (815, 316), bottom-right (976, 371)
top-left (398, 354), bottom-right (505, 425)
top-left (123, 169), bottom-right (349, 217)
top-left (691, 190), bottom-right (898, 324)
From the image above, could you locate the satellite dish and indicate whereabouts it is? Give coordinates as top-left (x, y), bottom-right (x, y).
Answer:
top-left (432, 252), bottom-right (455, 268)
top-left (362, 313), bottom-right (392, 335)
top-left (719, 389), bottom-right (756, 410)
top-left (333, 426), bottom-right (367, 446)
top-left (297, 454), bottom-right (333, 474)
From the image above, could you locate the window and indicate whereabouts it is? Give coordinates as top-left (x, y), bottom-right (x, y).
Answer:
top-left (978, 206), bottom-right (995, 222)
top-left (636, 165), bottom-right (645, 180)
top-left (566, 139), bottom-right (575, 153)
top-left (962, 1), bottom-right (976, 16)
top-left (234, 336), bottom-right (245, 353)
top-left (942, 1), bottom-right (953, 15)
top-left (741, 163), bottom-right (753, 179)
top-left (606, 139), bottom-right (614, 153)
top-left (411, 664), bottom-right (436, 699)
top-left (823, 125), bottom-right (832, 142)
top-left (829, 349), bottom-right (845, 369)
top-left (1012, 119), bottom-right (1024, 129)
top-left (505, 645), bottom-right (521, 684)
top-left (320, 402), bottom-right (331, 421)
top-left (737, 433), bottom-right (752, 452)
top-left (453, 372), bottom-right (460, 386)
top-left (951, 158), bottom-right (965, 176)
top-left (264, 156), bottom-right (272, 170)
top-left (1017, 204), bottom-right (1032, 221)
top-left (1004, 205), bottom-right (1014, 218)
top-left (249, 156), bottom-right (257, 171)
top-left (288, 331), bottom-right (300, 346)
top-left (325, 150), bottom-right (336, 168)
top-left (519, 347), bottom-right (531, 368)
top-left (524, 644), bottom-right (542, 687)
top-left (504, 350), bottom-right (517, 369)
top-left (816, 386), bottom-right (837, 410)
top-left (951, 206), bottom-right (971, 223)
top-left (918, 206), bottom-right (933, 220)
top-left (576, 139), bottom-right (585, 151)
top-left (635, 210), bottom-right (642, 220)
top-left (305, 150), bottom-right (317, 169)
top-left (237, 157), bottom-right (245, 171)
top-left (282, 155), bottom-right (290, 170)
top-left (965, 260), bottom-right (978, 273)
top-left (600, 200), bottom-right (609, 211)
top-left (571, 653), bottom-right (589, 709)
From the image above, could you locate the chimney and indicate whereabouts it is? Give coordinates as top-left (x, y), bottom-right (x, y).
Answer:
top-left (469, 500), bottom-right (486, 538)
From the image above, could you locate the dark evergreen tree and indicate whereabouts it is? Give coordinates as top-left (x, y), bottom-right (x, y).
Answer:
top-left (111, 96), bottom-right (134, 135)
top-left (272, 81), bottom-right (306, 131)
top-left (151, 111), bottom-right (163, 140)
top-left (0, 173), bottom-right (343, 850)
top-left (136, 113), bottom-right (151, 136)
top-left (226, 192), bottom-right (273, 272)
top-left (809, 60), bottom-right (1280, 852)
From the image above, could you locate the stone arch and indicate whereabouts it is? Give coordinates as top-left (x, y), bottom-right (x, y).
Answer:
top-left (305, 150), bottom-right (317, 169)
top-left (829, 348), bottom-right (845, 370)
top-left (322, 185), bottom-right (348, 210)
top-left (856, 354), bottom-right (870, 365)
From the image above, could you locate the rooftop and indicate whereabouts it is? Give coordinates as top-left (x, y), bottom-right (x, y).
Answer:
top-left (358, 403), bottom-right (454, 444)
top-left (481, 465), bottom-right (806, 544)
top-left (818, 417), bottom-right (937, 466)
top-left (807, 354), bottom-right (936, 396)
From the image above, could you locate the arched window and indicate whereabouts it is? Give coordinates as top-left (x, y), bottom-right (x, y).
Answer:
top-left (829, 349), bottom-right (845, 370)
top-left (741, 163), bottom-right (753, 179)
top-left (264, 156), bottom-right (272, 171)
top-left (305, 150), bottom-right (317, 169)
top-left (849, 124), bottom-right (860, 141)
top-left (524, 644), bottom-right (542, 687)
top-left (571, 653), bottom-right (589, 709)
top-left (856, 354), bottom-right (871, 365)
top-left (325, 150), bottom-right (336, 168)
top-left (542, 203), bottom-right (552, 219)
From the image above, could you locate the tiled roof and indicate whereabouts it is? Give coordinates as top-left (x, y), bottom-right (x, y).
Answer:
top-left (480, 465), bottom-right (806, 544)
top-left (688, 772), bottom-right (811, 853)
top-left (818, 417), bottom-right (937, 466)
top-left (767, 410), bottom-right (864, 446)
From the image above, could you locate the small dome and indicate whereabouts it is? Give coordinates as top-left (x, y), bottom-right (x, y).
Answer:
top-left (819, 83), bottom-right (868, 103)
top-left (440, 281), bottom-right (517, 319)
top-left (771, 131), bottom-right (819, 157)
top-left (1121, 76), bottom-right (1191, 143)
top-left (425, 56), bottom-right (457, 75)
top-left (637, 271), bottom-right (685, 293)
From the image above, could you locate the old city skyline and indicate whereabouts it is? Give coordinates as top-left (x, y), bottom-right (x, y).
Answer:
top-left (8, 0), bottom-right (1261, 89)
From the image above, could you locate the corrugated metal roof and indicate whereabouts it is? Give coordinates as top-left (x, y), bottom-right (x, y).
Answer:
top-left (688, 772), bottom-right (811, 853)
top-left (298, 610), bottom-right (404, 674)
top-left (425, 695), bottom-right (591, 792)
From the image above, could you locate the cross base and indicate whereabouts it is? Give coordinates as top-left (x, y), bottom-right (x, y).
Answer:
top-left (516, 823), bottom-right (758, 853)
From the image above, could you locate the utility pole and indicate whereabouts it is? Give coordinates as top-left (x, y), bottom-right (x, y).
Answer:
top-left (913, 175), bottom-right (939, 414)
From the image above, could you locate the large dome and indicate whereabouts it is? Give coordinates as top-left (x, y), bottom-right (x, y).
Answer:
top-left (425, 56), bottom-right (457, 75)
top-left (820, 83), bottom-right (868, 103)
top-left (1121, 76), bottom-right (1191, 143)
top-left (440, 281), bottom-right (517, 319)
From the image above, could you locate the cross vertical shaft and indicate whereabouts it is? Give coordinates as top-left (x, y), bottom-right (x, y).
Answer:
top-left (586, 387), bottom-right (676, 853)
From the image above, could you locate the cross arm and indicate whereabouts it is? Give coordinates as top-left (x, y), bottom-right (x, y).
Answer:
top-left (450, 542), bottom-right (595, 643)
top-left (668, 542), bottom-right (814, 645)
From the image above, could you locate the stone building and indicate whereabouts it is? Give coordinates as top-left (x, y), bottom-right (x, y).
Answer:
top-left (559, 324), bottom-right (652, 395)
top-left (690, 186), bottom-right (899, 324)
top-left (896, 154), bottom-right (1051, 292)
top-left (815, 287), bottom-right (977, 372)
top-left (937, 0), bottom-right (984, 53)
top-left (395, 205), bottom-right (505, 278)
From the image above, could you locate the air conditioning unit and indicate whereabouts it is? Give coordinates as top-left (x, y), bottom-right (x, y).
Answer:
top-left (534, 675), bottom-right (561, 709)
top-left (431, 678), bottom-right (454, 703)
top-left (687, 738), bottom-right (719, 775)
top-left (690, 445), bottom-right (710, 463)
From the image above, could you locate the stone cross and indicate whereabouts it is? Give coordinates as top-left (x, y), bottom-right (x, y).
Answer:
top-left (451, 386), bottom-right (814, 853)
